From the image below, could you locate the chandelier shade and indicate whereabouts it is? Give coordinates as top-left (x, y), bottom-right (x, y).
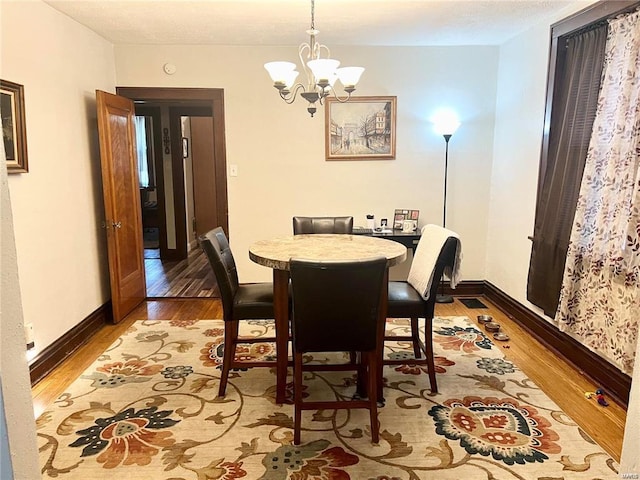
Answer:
top-left (264, 61), bottom-right (296, 82)
top-left (264, 0), bottom-right (365, 117)
top-left (336, 67), bottom-right (365, 89)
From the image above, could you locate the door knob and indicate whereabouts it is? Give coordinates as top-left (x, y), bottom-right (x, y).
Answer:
top-left (112, 221), bottom-right (122, 229)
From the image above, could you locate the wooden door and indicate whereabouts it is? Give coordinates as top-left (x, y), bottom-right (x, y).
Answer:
top-left (96, 90), bottom-right (146, 322)
top-left (191, 116), bottom-right (218, 237)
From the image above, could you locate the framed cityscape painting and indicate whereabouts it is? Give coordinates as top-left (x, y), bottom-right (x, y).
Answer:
top-left (325, 96), bottom-right (396, 160)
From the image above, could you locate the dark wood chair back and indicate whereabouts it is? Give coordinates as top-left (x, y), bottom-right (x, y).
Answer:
top-left (290, 257), bottom-right (386, 352)
top-left (199, 227), bottom-right (239, 322)
top-left (289, 256), bottom-right (387, 444)
top-left (292, 216), bottom-right (354, 234)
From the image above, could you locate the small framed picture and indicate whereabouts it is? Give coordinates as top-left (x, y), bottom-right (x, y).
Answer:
top-left (1, 79), bottom-right (28, 173)
top-left (393, 209), bottom-right (419, 230)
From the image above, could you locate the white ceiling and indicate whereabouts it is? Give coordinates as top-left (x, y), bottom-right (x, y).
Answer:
top-left (42, 0), bottom-right (578, 47)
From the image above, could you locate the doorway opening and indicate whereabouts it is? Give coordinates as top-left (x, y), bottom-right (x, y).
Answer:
top-left (117, 87), bottom-right (228, 298)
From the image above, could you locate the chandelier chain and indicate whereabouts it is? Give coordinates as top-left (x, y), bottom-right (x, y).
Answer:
top-left (310, 0), bottom-right (315, 30)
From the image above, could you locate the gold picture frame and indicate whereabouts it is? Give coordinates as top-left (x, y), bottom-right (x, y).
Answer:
top-left (1, 79), bottom-right (28, 173)
top-left (325, 96), bottom-right (396, 160)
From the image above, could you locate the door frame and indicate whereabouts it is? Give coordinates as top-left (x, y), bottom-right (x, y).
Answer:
top-left (116, 87), bottom-right (229, 260)
top-left (169, 105), bottom-right (213, 258)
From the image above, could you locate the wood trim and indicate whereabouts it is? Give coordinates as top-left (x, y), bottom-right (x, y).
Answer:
top-left (482, 281), bottom-right (631, 407)
top-left (551, 1), bottom-right (639, 38)
top-left (29, 302), bottom-right (112, 386)
top-left (169, 108), bottom-right (188, 259)
top-left (168, 106), bottom-right (215, 259)
top-left (441, 280), bottom-right (484, 297)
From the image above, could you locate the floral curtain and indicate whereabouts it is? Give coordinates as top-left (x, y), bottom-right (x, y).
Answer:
top-left (555, 8), bottom-right (640, 375)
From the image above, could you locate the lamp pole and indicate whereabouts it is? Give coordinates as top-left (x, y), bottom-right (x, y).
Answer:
top-left (436, 132), bottom-right (454, 304)
top-left (442, 133), bottom-right (452, 228)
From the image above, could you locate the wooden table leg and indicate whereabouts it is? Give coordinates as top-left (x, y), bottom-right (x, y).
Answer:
top-left (376, 268), bottom-right (389, 403)
top-left (273, 269), bottom-right (290, 404)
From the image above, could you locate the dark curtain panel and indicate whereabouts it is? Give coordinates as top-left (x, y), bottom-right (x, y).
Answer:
top-left (527, 24), bottom-right (608, 317)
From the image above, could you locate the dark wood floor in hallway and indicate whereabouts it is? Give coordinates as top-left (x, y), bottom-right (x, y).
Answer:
top-left (144, 247), bottom-right (219, 297)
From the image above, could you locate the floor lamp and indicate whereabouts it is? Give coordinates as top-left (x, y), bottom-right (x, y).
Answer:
top-left (433, 111), bottom-right (460, 303)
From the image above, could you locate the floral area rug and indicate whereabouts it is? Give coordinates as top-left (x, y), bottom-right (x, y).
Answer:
top-left (37, 317), bottom-right (618, 479)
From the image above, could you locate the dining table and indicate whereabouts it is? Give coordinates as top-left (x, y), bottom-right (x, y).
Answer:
top-left (249, 233), bottom-right (408, 404)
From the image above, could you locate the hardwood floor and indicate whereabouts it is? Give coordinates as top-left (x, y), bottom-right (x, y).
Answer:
top-left (145, 247), bottom-right (219, 297)
top-left (31, 296), bottom-right (626, 462)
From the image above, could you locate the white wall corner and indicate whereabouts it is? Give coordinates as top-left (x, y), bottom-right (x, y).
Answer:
top-left (620, 328), bottom-right (640, 474)
top-left (0, 146), bottom-right (40, 478)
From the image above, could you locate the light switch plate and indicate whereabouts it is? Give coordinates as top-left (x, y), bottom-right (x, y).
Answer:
top-left (229, 164), bottom-right (238, 177)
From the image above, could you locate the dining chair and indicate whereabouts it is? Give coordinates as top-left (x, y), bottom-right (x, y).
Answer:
top-left (199, 227), bottom-right (280, 397)
top-left (292, 216), bottom-right (354, 234)
top-left (385, 225), bottom-right (461, 393)
top-left (289, 257), bottom-right (387, 445)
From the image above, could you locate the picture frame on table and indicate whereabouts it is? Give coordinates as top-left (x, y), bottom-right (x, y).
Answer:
top-left (1, 79), bottom-right (28, 173)
top-left (325, 96), bottom-right (397, 160)
top-left (393, 209), bottom-right (419, 230)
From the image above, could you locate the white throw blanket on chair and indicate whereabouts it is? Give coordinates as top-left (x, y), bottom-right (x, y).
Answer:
top-left (407, 224), bottom-right (462, 300)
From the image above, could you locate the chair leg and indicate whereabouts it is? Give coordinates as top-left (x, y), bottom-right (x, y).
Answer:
top-left (424, 318), bottom-right (437, 393)
top-left (366, 351), bottom-right (379, 443)
top-left (356, 352), bottom-right (367, 398)
top-left (293, 352), bottom-right (303, 445)
top-left (218, 320), bottom-right (239, 397)
top-left (410, 317), bottom-right (421, 359)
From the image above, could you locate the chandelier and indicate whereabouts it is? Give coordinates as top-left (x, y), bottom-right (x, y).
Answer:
top-left (264, 0), bottom-right (365, 117)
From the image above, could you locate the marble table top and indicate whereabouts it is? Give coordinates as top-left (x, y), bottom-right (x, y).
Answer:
top-left (249, 234), bottom-right (408, 271)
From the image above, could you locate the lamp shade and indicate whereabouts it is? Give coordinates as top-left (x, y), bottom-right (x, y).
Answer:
top-left (282, 70), bottom-right (300, 89)
top-left (432, 109), bottom-right (461, 136)
top-left (264, 61), bottom-right (297, 83)
top-left (307, 58), bottom-right (340, 83)
top-left (336, 66), bottom-right (364, 88)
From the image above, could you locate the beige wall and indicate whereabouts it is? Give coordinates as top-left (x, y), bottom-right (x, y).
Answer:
top-left (2, 1), bottom-right (116, 357)
top-left (486, 20), bottom-right (553, 313)
top-left (1, 0), bottom-right (116, 471)
top-left (115, 44), bottom-right (498, 283)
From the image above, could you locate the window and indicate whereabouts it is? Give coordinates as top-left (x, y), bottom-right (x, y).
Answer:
top-left (527, 0), bottom-right (640, 317)
top-left (134, 115), bottom-right (157, 191)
